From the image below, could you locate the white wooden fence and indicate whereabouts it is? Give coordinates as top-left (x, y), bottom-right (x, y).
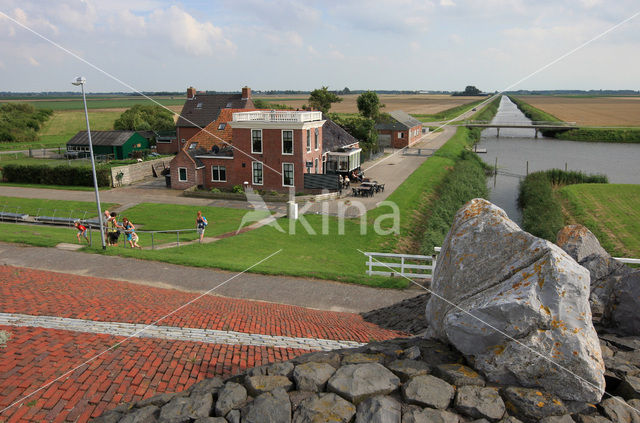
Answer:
top-left (364, 248), bottom-right (441, 279)
top-left (364, 248), bottom-right (638, 279)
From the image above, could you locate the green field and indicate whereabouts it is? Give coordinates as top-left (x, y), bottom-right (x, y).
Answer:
top-left (0, 196), bottom-right (117, 219)
top-left (0, 97), bottom-right (185, 111)
top-left (558, 184), bottom-right (640, 257)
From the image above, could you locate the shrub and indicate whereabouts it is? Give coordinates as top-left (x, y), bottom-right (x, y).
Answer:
top-left (421, 156), bottom-right (489, 254)
top-left (232, 184), bottom-right (243, 193)
top-left (209, 187), bottom-right (221, 193)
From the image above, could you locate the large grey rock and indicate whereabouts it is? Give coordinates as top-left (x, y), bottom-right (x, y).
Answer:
top-left (557, 224), bottom-right (630, 323)
top-left (426, 199), bottom-right (605, 403)
top-left (245, 375), bottom-right (293, 396)
top-left (616, 374), bottom-right (640, 400)
top-left (402, 374), bottom-right (454, 410)
top-left (433, 363), bottom-right (485, 387)
top-left (159, 393), bottom-right (213, 422)
top-left (538, 416), bottom-right (575, 423)
top-left (327, 363), bottom-right (400, 405)
top-left (293, 351), bottom-right (341, 369)
top-left (292, 392), bottom-right (355, 423)
top-left (241, 388), bottom-right (291, 423)
top-left (610, 270), bottom-right (640, 336)
top-left (454, 385), bottom-right (505, 421)
top-left (342, 352), bottom-right (386, 365)
top-left (401, 407), bottom-right (460, 423)
top-left (599, 396), bottom-right (640, 422)
top-left (501, 386), bottom-right (567, 423)
top-left (188, 377), bottom-right (224, 395)
top-left (387, 359), bottom-right (430, 382)
top-left (293, 362), bottom-right (336, 392)
top-left (119, 405), bottom-right (159, 423)
top-left (355, 395), bottom-right (401, 423)
top-left (192, 418), bottom-right (226, 423)
top-left (214, 382), bottom-right (246, 417)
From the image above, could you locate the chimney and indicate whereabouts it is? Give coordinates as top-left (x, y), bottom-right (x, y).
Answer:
top-left (241, 86), bottom-right (251, 100)
top-left (187, 86), bottom-right (196, 99)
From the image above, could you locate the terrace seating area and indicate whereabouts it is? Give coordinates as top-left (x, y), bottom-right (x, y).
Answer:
top-left (352, 180), bottom-right (385, 197)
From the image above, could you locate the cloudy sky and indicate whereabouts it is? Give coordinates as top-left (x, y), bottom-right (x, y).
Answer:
top-left (0, 0), bottom-right (638, 93)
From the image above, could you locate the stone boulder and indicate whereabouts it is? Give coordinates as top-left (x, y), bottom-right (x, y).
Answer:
top-left (426, 199), bottom-right (605, 403)
top-left (556, 224), bottom-right (631, 324)
top-left (609, 270), bottom-right (640, 336)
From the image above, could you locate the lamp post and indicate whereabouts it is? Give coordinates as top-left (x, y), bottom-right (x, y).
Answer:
top-left (72, 76), bottom-right (106, 249)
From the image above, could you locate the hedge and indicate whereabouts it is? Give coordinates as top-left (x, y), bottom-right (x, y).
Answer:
top-left (1, 164), bottom-right (112, 187)
top-left (518, 169), bottom-right (608, 242)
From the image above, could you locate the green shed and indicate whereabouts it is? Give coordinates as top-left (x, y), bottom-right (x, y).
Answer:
top-left (66, 131), bottom-right (149, 160)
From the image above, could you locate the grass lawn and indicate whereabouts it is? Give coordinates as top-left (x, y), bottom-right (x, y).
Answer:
top-left (558, 184), bottom-right (640, 257)
top-left (0, 196), bottom-right (117, 219)
top-left (0, 110), bottom-right (120, 151)
top-left (0, 223), bottom-right (81, 247)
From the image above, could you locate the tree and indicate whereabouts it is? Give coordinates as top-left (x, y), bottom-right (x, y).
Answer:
top-left (113, 105), bottom-right (175, 132)
top-left (330, 114), bottom-right (378, 148)
top-left (308, 86), bottom-right (342, 114)
top-left (356, 91), bottom-right (383, 119)
top-left (462, 85), bottom-right (482, 96)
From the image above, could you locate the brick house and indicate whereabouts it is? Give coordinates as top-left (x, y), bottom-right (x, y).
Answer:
top-left (375, 110), bottom-right (423, 148)
top-left (165, 86), bottom-right (255, 154)
top-left (170, 109), bottom-right (366, 192)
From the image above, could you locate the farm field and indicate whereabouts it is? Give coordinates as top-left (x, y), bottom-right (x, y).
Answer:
top-left (0, 96), bottom-right (185, 111)
top-left (559, 184), bottom-right (640, 258)
top-left (254, 94), bottom-right (481, 114)
top-left (514, 95), bottom-right (640, 126)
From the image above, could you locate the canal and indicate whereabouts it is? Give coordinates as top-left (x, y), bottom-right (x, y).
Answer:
top-left (476, 96), bottom-right (640, 223)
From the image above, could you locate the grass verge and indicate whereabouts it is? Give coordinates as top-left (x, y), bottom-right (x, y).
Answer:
top-left (558, 184), bottom-right (640, 257)
top-left (0, 196), bottom-right (117, 217)
top-left (412, 99), bottom-right (485, 122)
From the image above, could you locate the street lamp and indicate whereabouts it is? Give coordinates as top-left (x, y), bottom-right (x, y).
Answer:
top-left (72, 76), bottom-right (106, 250)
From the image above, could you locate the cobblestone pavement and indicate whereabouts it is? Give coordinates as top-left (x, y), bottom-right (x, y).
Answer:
top-left (0, 266), bottom-right (404, 422)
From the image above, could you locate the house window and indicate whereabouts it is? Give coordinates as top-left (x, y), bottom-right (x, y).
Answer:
top-left (282, 130), bottom-right (293, 155)
top-left (306, 129), bottom-right (311, 152)
top-left (189, 143), bottom-right (197, 150)
top-left (252, 129), bottom-right (262, 154)
top-left (252, 161), bottom-right (263, 185)
top-left (226, 102), bottom-right (232, 108)
top-left (212, 165), bottom-right (226, 182)
top-left (178, 168), bottom-right (187, 182)
top-left (314, 158), bottom-right (318, 174)
top-left (218, 123), bottom-right (226, 130)
top-left (314, 128), bottom-right (319, 150)
top-left (282, 163), bottom-right (294, 187)
top-left (196, 102), bottom-right (203, 109)
top-left (398, 132), bottom-right (404, 139)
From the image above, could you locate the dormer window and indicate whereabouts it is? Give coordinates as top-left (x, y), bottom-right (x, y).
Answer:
top-left (226, 102), bottom-right (232, 108)
top-left (189, 143), bottom-right (197, 150)
top-left (196, 102), bottom-right (203, 109)
top-left (218, 123), bottom-right (226, 130)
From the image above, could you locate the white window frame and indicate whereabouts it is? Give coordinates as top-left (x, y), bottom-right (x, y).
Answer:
top-left (314, 128), bottom-right (319, 151)
top-left (282, 130), bottom-right (294, 155)
top-left (282, 163), bottom-right (294, 187)
top-left (211, 165), bottom-right (226, 182)
top-left (252, 161), bottom-right (263, 185)
top-left (306, 129), bottom-right (311, 152)
top-left (251, 129), bottom-right (263, 154)
top-left (398, 132), bottom-right (404, 139)
top-left (178, 167), bottom-right (188, 182)
top-left (218, 123), bottom-right (226, 130)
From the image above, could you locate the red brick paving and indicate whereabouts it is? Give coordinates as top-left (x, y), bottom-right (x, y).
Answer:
top-left (0, 266), bottom-right (400, 342)
top-left (0, 266), bottom-right (405, 422)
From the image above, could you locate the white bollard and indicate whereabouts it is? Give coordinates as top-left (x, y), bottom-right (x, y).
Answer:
top-left (287, 201), bottom-right (298, 220)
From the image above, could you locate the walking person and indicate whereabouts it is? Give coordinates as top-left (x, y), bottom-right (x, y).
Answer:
top-left (107, 211), bottom-right (121, 246)
top-left (121, 217), bottom-right (142, 249)
top-left (196, 211), bottom-right (208, 243)
top-left (74, 220), bottom-right (89, 244)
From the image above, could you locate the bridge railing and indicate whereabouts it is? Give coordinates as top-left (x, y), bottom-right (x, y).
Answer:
top-left (463, 120), bottom-right (577, 127)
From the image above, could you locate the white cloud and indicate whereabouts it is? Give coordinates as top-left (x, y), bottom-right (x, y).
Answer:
top-left (440, 0), bottom-right (455, 6)
top-left (148, 6), bottom-right (235, 56)
top-left (27, 56), bottom-right (39, 66)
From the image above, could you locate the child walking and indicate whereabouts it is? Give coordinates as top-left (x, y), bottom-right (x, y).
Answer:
top-left (122, 217), bottom-right (142, 249)
top-left (74, 220), bottom-right (89, 244)
top-left (196, 211), bottom-right (208, 243)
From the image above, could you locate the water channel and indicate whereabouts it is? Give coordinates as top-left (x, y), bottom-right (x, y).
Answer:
top-left (476, 96), bottom-right (640, 224)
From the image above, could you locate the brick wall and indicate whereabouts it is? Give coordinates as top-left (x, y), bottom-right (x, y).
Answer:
top-left (169, 150), bottom-right (198, 190)
top-left (110, 158), bottom-right (170, 187)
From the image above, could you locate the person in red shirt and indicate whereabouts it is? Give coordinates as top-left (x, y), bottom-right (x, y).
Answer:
top-left (74, 220), bottom-right (88, 244)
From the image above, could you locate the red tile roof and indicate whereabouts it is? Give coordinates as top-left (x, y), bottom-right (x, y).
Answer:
top-left (187, 108), bottom-right (250, 151)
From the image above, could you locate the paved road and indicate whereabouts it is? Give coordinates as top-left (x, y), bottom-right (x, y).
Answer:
top-left (0, 242), bottom-right (422, 314)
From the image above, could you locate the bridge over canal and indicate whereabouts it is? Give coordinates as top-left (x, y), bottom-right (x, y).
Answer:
top-left (463, 120), bottom-right (577, 137)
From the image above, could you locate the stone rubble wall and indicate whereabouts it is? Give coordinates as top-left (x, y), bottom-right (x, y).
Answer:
top-left (110, 158), bottom-right (169, 187)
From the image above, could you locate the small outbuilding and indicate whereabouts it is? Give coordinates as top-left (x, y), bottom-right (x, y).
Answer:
top-left (375, 110), bottom-right (423, 148)
top-left (66, 131), bottom-right (149, 160)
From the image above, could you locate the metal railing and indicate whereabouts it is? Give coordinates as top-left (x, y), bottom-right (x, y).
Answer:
top-left (232, 111), bottom-right (323, 123)
top-left (364, 247), bottom-right (440, 280)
